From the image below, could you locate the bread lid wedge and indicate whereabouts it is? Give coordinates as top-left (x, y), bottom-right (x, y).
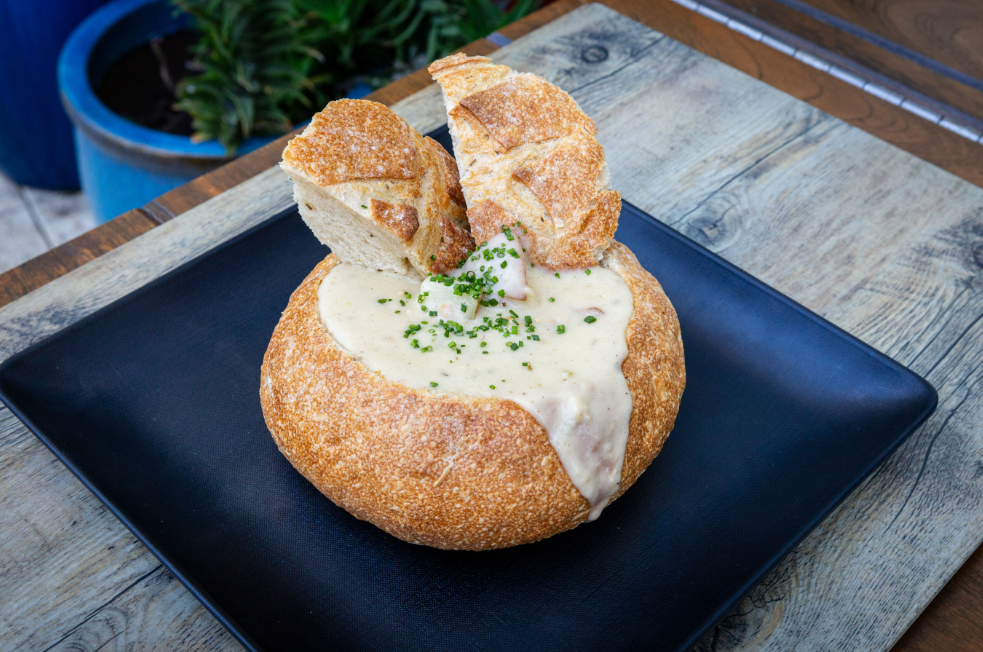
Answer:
top-left (429, 54), bottom-right (620, 270)
top-left (281, 99), bottom-right (472, 277)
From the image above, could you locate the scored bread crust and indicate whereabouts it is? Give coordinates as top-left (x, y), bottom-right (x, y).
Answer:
top-left (281, 100), bottom-right (472, 277)
top-left (428, 53), bottom-right (620, 270)
top-left (260, 241), bottom-right (686, 550)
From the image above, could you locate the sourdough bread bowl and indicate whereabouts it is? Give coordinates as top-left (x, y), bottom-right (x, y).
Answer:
top-left (260, 242), bottom-right (684, 550)
top-left (261, 61), bottom-right (685, 550)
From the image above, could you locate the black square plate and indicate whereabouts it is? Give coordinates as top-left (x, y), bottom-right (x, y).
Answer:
top-left (0, 142), bottom-right (936, 651)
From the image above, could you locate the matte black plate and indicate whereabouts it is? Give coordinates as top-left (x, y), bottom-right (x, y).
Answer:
top-left (0, 144), bottom-right (936, 651)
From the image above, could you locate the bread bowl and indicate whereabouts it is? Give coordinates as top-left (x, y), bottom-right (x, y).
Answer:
top-left (261, 71), bottom-right (685, 551)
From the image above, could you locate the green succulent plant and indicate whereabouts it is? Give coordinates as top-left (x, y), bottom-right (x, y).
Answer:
top-left (172, 0), bottom-right (540, 152)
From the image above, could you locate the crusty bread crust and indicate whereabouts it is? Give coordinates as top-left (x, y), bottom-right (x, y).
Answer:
top-left (281, 100), bottom-right (471, 276)
top-left (260, 241), bottom-right (685, 550)
top-left (428, 54), bottom-right (619, 270)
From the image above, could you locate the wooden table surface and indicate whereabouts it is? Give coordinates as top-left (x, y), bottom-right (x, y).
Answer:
top-left (2, 0), bottom-right (983, 649)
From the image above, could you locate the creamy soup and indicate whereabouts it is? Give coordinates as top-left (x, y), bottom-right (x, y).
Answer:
top-left (317, 249), bottom-right (634, 520)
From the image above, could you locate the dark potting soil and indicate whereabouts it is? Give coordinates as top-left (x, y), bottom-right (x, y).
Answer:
top-left (94, 30), bottom-right (200, 136)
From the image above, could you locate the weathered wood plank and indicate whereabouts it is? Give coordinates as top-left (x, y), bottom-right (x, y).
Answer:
top-left (45, 566), bottom-right (239, 652)
top-left (801, 0), bottom-right (983, 82)
top-left (717, 0), bottom-right (983, 124)
top-left (0, 409), bottom-right (161, 650)
top-left (2, 4), bottom-right (983, 650)
top-left (893, 542), bottom-right (983, 651)
top-left (0, 170), bottom-right (293, 650)
top-left (0, 166), bottom-right (292, 361)
top-left (637, 114), bottom-right (983, 649)
top-left (7, 0), bottom-right (983, 316)
top-left (0, 209), bottom-right (158, 310)
top-left (641, 0), bottom-right (983, 189)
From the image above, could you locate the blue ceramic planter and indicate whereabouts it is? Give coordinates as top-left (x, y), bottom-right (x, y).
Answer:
top-left (58, 0), bottom-right (277, 223)
top-left (0, 0), bottom-right (111, 189)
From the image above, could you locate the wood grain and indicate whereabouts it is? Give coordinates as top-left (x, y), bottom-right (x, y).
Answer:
top-left (893, 542), bottom-right (983, 652)
top-left (717, 0), bottom-right (983, 125)
top-left (799, 0), bottom-right (983, 83)
top-left (0, 408), bottom-right (161, 650)
top-left (3, 5), bottom-right (983, 650)
top-left (630, 0), bottom-right (983, 188)
top-left (0, 168), bottom-right (294, 652)
top-left (45, 567), bottom-right (238, 652)
top-left (6, 0), bottom-right (983, 315)
top-left (0, 209), bottom-right (157, 308)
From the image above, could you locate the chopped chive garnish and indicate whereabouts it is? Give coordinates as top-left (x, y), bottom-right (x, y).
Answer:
top-left (422, 346), bottom-right (433, 352)
top-left (584, 316), bottom-right (597, 324)
top-left (522, 362), bottom-right (528, 366)
top-left (555, 273), bottom-right (560, 278)
top-left (585, 269), bottom-right (592, 275)
top-left (429, 311), bottom-right (438, 317)
top-left (501, 261), bottom-right (507, 269)
top-left (430, 255), bottom-right (436, 260)
top-left (483, 351), bottom-right (489, 354)
top-left (557, 325), bottom-right (566, 334)
top-left (378, 299), bottom-right (387, 304)
top-left (531, 334), bottom-right (540, 341)
top-left (548, 297), bottom-right (555, 302)
top-left (524, 316), bottom-right (532, 326)
top-left (361, 205), bottom-right (367, 209)
top-left (489, 384), bottom-right (496, 389)
top-left (509, 343), bottom-right (519, 351)
top-left (430, 382), bottom-right (438, 387)
top-left (399, 300), bottom-right (405, 306)
top-left (395, 310), bottom-right (401, 314)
